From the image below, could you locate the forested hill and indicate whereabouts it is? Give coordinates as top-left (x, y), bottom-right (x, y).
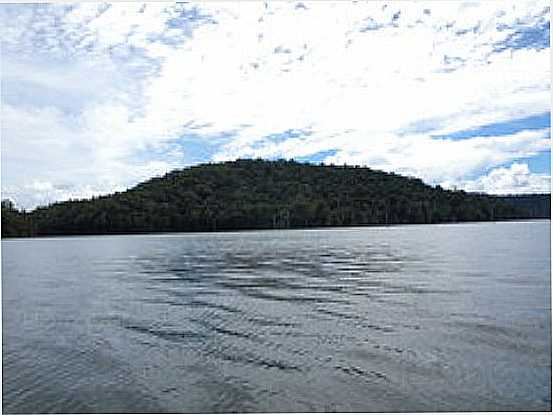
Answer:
top-left (2, 159), bottom-right (551, 237)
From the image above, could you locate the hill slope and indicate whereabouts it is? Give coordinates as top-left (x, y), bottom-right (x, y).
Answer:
top-left (2, 159), bottom-right (551, 237)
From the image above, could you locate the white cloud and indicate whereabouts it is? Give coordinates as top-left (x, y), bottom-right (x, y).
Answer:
top-left (150, 1), bottom-right (549, 169)
top-left (455, 162), bottom-right (551, 194)
top-left (324, 128), bottom-right (551, 184)
top-left (1, 181), bottom-right (124, 212)
top-left (1, 103), bottom-right (182, 209)
top-left (0, 1), bottom-right (550, 209)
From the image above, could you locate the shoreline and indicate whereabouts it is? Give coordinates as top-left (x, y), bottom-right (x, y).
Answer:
top-left (2, 217), bottom-right (550, 240)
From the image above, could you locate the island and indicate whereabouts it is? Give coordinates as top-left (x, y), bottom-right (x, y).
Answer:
top-left (2, 159), bottom-right (550, 237)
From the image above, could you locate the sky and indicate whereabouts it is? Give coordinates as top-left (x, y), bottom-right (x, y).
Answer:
top-left (1, 1), bottom-right (550, 210)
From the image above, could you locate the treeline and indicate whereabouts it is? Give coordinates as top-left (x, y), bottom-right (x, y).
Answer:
top-left (490, 194), bottom-right (550, 218)
top-left (2, 159), bottom-right (551, 237)
top-left (1, 200), bottom-right (33, 237)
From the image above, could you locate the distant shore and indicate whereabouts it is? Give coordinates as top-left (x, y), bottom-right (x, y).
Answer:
top-left (2, 160), bottom-right (550, 238)
top-left (2, 217), bottom-right (550, 240)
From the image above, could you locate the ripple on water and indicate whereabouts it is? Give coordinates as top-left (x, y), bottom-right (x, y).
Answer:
top-left (2, 222), bottom-right (551, 412)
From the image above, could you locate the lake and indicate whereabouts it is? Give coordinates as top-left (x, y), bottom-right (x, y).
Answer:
top-left (2, 221), bottom-right (551, 413)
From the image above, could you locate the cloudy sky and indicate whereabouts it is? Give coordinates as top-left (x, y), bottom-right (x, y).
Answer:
top-left (1, 1), bottom-right (550, 210)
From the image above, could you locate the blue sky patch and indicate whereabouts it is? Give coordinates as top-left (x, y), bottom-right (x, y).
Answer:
top-left (511, 151), bottom-right (550, 174)
top-left (436, 113), bottom-right (550, 140)
top-left (494, 19), bottom-right (550, 52)
top-left (296, 150), bottom-right (338, 164)
top-left (166, 5), bottom-right (217, 29)
top-left (260, 129), bottom-right (313, 145)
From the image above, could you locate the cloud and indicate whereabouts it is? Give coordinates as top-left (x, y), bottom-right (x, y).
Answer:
top-left (0, 2), bottom-right (550, 209)
top-left (455, 162), bottom-right (551, 194)
top-left (326, 129), bottom-right (550, 184)
top-left (1, 181), bottom-right (122, 212)
top-left (154, 1), bottom-right (550, 158)
top-left (1, 103), bottom-right (183, 209)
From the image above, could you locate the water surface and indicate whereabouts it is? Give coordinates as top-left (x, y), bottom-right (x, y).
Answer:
top-left (2, 221), bottom-right (551, 412)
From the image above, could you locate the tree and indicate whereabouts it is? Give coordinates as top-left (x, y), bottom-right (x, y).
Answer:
top-left (3, 160), bottom-right (548, 237)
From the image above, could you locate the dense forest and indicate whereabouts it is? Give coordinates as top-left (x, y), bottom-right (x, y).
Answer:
top-left (2, 159), bottom-right (551, 237)
top-left (1, 200), bottom-right (33, 238)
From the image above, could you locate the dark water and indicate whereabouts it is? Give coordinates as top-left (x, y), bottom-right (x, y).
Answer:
top-left (2, 221), bottom-right (551, 413)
